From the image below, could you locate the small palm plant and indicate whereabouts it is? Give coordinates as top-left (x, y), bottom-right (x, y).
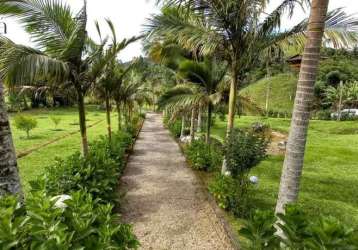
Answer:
top-left (50, 116), bottom-right (61, 130)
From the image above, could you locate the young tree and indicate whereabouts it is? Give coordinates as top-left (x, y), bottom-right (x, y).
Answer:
top-left (0, 80), bottom-right (22, 197)
top-left (275, 0), bottom-right (330, 214)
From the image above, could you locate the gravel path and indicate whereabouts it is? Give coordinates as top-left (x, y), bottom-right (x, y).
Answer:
top-left (121, 113), bottom-right (235, 250)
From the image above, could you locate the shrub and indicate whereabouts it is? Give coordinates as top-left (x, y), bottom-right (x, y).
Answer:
top-left (240, 205), bottom-right (358, 250)
top-left (225, 129), bottom-right (269, 178)
top-left (32, 134), bottom-right (132, 204)
top-left (50, 116), bottom-right (62, 129)
top-left (14, 114), bottom-right (37, 138)
top-left (164, 118), bottom-right (182, 138)
top-left (314, 110), bottom-right (332, 120)
top-left (208, 174), bottom-right (237, 210)
top-left (0, 191), bottom-right (139, 249)
top-left (185, 139), bottom-right (222, 171)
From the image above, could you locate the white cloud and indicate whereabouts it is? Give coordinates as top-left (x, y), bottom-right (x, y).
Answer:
top-left (1, 0), bottom-right (357, 61)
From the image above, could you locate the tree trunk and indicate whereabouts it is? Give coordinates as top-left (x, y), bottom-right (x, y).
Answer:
top-left (275, 0), bottom-right (329, 214)
top-left (180, 116), bottom-right (185, 138)
top-left (222, 65), bottom-right (238, 174)
top-left (116, 101), bottom-right (122, 130)
top-left (190, 108), bottom-right (196, 142)
top-left (77, 90), bottom-right (89, 157)
top-left (105, 91), bottom-right (112, 142)
top-left (0, 80), bottom-right (23, 198)
top-left (337, 81), bottom-right (343, 121)
top-left (197, 107), bottom-right (202, 133)
top-left (206, 103), bottom-right (213, 144)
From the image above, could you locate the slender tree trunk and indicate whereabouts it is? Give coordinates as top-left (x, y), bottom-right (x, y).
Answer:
top-left (77, 89), bottom-right (89, 157)
top-left (0, 80), bottom-right (22, 198)
top-left (190, 108), bottom-right (196, 142)
top-left (337, 81), bottom-right (343, 121)
top-left (180, 116), bottom-right (185, 138)
top-left (222, 65), bottom-right (238, 174)
top-left (116, 101), bottom-right (122, 130)
top-left (197, 107), bottom-right (202, 133)
top-left (105, 91), bottom-right (112, 142)
top-left (206, 103), bottom-right (213, 144)
top-left (275, 0), bottom-right (329, 214)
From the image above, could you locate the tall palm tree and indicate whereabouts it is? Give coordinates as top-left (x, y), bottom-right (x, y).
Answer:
top-left (146, 1), bottom-right (358, 173)
top-left (92, 20), bottom-right (139, 141)
top-left (0, 0), bottom-right (115, 156)
top-left (0, 80), bottom-right (22, 197)
top-left (275, 0), bottom-right (330, 214)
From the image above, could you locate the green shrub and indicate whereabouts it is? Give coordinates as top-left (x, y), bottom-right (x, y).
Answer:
top-left (165, 118), bottom-right (182, 138)
top-left (208, 174), bottom-right (237, 210)
top-left (30, 131), bottom-right (133, 204)
top-left (50, 116), bottom-right (62, 129)
top-left (314, 110), bottom-right (332, 120)
top-left (240, 205), bottom-right (358, 250)
top-left (14, 114), bottom-right (37, 138)
top-left (0, 191), bottom-right (139, 249)
top-left (225, 129), bottom-right (269, 178)
top-left (185, 139), bottom-right (222, 171)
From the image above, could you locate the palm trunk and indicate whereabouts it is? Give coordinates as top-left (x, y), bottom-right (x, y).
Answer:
top-left (197, 107), bottom-right (202, 133)
top-left (180, 116), bottom-right (185, 138)
top-left (105, 91), bottom-right (112, 142)
top-left (275, 0), bottom-right (329, 214)
top-left (190, 108), bottom-right (196, 142)
top-left (116, 101), bottom-right (122, 130)
top-left (0, 80), bottom-right (23, 198)
top-left (222, 64), bottom-right (238, 174)
top-left (77, 90), bottom-right (89, 157)
top-left (206, 103), bottom-right (213, 144)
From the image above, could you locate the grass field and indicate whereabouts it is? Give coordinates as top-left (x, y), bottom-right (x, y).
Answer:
top-left (211, 116), bottom-right (358, 227)
top-left (9, 106), bottom-right (118, 192)
top-left (240, 73), bottom-right (298, 113)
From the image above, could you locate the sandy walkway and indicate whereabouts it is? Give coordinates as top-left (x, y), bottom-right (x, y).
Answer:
top-left (121, 113), bottom-right (235, 250)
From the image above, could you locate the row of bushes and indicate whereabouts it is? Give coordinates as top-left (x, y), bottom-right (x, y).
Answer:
top-left (0, 120), bottom-right (143, 249)
top-left (240, 205), bottom-right (358, 249)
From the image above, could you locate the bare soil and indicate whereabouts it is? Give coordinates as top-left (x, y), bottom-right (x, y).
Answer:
top-left (121, 113), bottom-right (235, 250)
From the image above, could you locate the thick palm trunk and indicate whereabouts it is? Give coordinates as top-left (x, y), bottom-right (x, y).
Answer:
top-left (222, 65), bottom-right (238, 174)
top-left (105, 92), bottom-right (112, 142)
top-left (0, 81), bottom-right (22, 198)
top-left (197, 107), bottom-right (202, 133)
top-left (206, 103), bottom-right (213, 144)
top-left (190, 108), bottom-right (196, 142)
top-left (77, 90), bottom-right (89, 157)
top-left (275, 0), bottom-right (329, 214)
top-left (180, 116), bottom-right (185, 138)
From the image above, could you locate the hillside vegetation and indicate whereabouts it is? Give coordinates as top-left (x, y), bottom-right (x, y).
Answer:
top-left (240, 73), bottom-right (298, 113)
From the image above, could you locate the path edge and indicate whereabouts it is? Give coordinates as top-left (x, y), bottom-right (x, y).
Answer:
top-left (172, 135), bottom-right (241, 250)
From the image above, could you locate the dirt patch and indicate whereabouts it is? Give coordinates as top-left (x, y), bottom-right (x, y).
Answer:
top-left (267, 131), bottom-right (288, 156)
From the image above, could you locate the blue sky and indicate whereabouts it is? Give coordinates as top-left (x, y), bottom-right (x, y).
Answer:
top-left (1, 0), bottom-right (356, 62)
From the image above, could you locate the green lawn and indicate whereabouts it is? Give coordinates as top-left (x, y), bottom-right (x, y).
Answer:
top-left (9, 106), bottom-right (118, 192)
top-left (240, 73), bottom-right (298, 113)
top-left (212, 116), bottom-right (358, 227)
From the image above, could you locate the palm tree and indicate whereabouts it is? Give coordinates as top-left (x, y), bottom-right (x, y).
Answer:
top-left (0, 0), bottom-right (115, 156)
top-left (275, 0), bottom-right (330, 214)
top-left (146, 1), bottom-right (358, 173)
top-left (91, 20), bottom-right (139, 141)
top-left (0, 80), bottom-right (22, 197)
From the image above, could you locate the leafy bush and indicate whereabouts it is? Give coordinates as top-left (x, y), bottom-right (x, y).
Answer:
top-left (208, 174), bottom-right (237, 210)
top-left (164, 117), bottom-right (182, 138)
top-left (225, 129), bottom-right (269, 178)
top-left (14, 114), bottom-right (37, 138)
top-left (50, 116), bottom-right (62, 129)
top-left (314, 109), bottom-right (332, 120)
top-left (0, 191), bottom-right (139, 249)
top-left (31, 132), bottom-right (132, 204)
top-left (185, 139), bottom-right (222, 171)
top-left (240, 205), bottom-right (358, 250)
